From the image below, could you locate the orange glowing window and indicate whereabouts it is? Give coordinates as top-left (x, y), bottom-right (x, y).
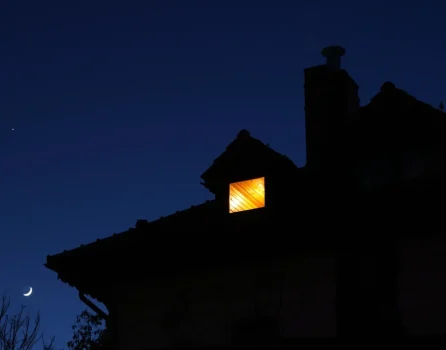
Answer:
top-left (229, 177), bottom-right (265, 213)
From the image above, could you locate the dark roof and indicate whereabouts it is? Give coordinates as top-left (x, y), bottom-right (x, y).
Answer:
top-left (45, 130), bottom-right (304, 300)
top-left (46, 130), bottom-right (300, 271)
top-left (45, 86), bottom-right (446, 301)
top-left (45, 198), bottom-right (297, 302)
top-left (352, 82), bottom-right (446, 154)
top-left (45, 199), bottom-right (217, 264)
top-left (200, 129), bottom-right (299, 194)
top-left (45, 199), bottom-right (219, 300)
top-left (46, 177), bottom-right (446, 302)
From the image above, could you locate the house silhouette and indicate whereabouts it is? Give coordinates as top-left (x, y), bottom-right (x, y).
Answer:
top-left (45, 46), bottom-right (446, 347)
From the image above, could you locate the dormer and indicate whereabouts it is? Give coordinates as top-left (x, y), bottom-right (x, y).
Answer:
top-left (200, 130), bottom-right (299, 214)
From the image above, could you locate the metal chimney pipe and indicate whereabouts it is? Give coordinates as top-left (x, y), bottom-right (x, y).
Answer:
top-left (321, 46), bottom-right (346, 71)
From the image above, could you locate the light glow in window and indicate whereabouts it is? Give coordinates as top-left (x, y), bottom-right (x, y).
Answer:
top-left (229, 177), bottom-right (265, 213)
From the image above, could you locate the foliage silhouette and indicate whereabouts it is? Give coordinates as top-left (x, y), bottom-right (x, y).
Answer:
top-left (0, 296), bottom-right (55, 350)
top-left (67, 310), bottom-right (106, 350)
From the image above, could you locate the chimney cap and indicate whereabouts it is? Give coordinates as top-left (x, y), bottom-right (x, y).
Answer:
top-left (321, 46), bottom-right (346, 59)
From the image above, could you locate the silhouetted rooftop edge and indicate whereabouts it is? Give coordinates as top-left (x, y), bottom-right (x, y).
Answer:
top-left (46, 90), bottom-right (446, 268)
top-left (44, 47), bottom-right (446, 307)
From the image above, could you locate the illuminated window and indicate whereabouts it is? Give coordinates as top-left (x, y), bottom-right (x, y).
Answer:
top-left (229, 177), bottom-right (265, 213)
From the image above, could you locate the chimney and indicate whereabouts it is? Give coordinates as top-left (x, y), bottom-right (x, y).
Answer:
top-left (321, 46), bottom-right (345, 71)
top-left (304, 46), bottom-right (359, 173)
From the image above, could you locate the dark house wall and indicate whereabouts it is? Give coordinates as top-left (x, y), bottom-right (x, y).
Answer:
top-left (399, 233), bottom-right (446, 335)
top-left (107, 232), bottom-right (446, 349)
top-left (355, 146), bottom-right (445, 188)
top-left (111, 253), bottom-right (336, 348)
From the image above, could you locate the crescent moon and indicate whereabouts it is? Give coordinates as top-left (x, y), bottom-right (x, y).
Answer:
top-left (23, 287), bottom-right (32, 297)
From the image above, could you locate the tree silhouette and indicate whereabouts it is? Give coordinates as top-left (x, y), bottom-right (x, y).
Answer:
top-left (0, 296), bottom-right (55, 350)
top-left (67, 310), bottom-right (106, 350)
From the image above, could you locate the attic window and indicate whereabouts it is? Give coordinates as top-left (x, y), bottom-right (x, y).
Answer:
top-left (229, 177), bottom-right (265, 213)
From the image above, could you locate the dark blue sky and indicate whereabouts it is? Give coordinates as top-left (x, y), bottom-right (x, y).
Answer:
top-left (0, 0), bottom-right (444, 347)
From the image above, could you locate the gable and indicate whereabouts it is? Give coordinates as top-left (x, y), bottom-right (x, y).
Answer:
top-left (347, 82), bottom-right (446, 185)
top-left (356, 82), bottom-right (446, 147)
top-left (200, 129), bottom-right (299, 195)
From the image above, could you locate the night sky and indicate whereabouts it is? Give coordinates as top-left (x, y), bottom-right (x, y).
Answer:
top-left (0, 0), bottom-right (444, 347)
